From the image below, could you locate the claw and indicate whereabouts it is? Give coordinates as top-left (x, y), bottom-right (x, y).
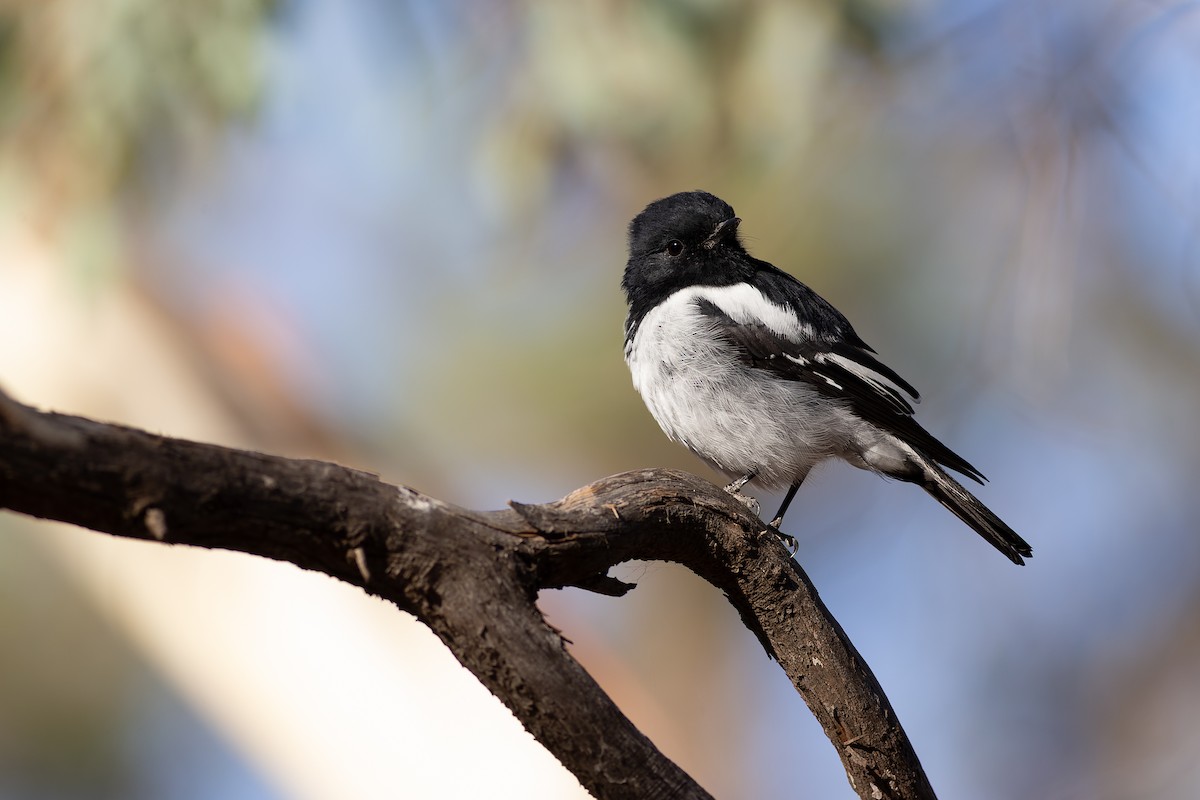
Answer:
top-left (728, 491), bottom-right (760, 517)
top-left (768, 529), bottom-right (798, 554)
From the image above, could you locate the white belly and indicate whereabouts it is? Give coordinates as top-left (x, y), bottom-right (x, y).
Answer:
top-left (625, 291), bottom-right (862, 487)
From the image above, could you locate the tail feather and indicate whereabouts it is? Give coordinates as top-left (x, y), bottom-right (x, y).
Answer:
top-left (919, 462), bottom-right (1032, 565)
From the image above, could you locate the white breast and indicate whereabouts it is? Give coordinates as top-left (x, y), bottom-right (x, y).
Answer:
top-left (625, 286), bottom-right (858, 487)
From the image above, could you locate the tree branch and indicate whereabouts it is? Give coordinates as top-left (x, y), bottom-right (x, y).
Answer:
top-left (0, 387), bottom-right (936, 800)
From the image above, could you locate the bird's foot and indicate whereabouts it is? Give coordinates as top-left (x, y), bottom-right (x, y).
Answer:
top-left (722, 472), bottom-right (760, 515)
top-left (723, 472), bottom-right (755, 495)
top-left (727, 490), bottom-right (760, 517)
top-left (762, 526), bottom-right (798, 555)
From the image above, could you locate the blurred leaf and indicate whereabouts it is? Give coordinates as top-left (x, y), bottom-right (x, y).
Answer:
top-left (0, 0), bottom-right (276, 259)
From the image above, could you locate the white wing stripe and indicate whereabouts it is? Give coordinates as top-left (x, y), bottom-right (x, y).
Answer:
top-left (682, 283), bottom-right (812, 342)
top-left (819, 352), bottom-right (917, 403)
top-left (813, 372), bottom-right (843, 390)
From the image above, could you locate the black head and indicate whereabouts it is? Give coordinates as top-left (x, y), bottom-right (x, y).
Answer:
top-left (622, 191), bottom-right (751, 318)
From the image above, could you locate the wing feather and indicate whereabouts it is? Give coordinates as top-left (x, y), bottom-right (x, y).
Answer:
top-left (694, 296), bottom-right (986, 483)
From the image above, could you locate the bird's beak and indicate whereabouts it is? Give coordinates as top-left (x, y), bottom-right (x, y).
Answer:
top-left (703, 216), bottom-right (741, 249)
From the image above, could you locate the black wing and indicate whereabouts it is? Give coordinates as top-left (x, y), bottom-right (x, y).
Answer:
top-left (695, 298), bottom-right (986, 484)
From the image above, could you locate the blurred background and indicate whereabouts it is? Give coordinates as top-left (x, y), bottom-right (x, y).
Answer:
top-left (1, 0), bottom-right (1198, 798)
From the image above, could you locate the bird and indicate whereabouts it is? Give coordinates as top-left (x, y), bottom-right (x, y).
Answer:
top-left (621, 190), bottom-right (1032, 564)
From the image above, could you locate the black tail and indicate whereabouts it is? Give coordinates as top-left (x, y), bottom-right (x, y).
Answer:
top-left (918, 462), bottom-right (1032, 565)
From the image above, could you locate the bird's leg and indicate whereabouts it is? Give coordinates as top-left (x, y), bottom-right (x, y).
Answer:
top-left (723, 471), bottom-right (756, 494)
top-left (723, 471), bottom-right (760, 515)
top-left (763, 481), bottom-right (803, 553)
top-left (769, 480), bottom-right (803, 529)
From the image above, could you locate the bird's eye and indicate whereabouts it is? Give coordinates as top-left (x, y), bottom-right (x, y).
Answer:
top-left (666, 240), bottom-right (684, 256)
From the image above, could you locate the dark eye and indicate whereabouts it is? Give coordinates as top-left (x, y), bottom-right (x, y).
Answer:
top-left (666, 240), bottom-right (684, 256)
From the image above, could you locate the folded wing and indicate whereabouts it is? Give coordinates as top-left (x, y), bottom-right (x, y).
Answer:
top-left (694, 296), bottom-right (986, 484)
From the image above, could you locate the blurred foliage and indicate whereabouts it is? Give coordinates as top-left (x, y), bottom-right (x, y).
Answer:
top-left (0, 0), bottom-right (898, 221)
top-left (476, 0), bottom-right (899, 215)
top-left (0, 0), bottom-right (274, 274)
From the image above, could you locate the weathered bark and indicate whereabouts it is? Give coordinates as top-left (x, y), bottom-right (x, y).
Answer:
top-left (0, 387), bottom-right (936, 800)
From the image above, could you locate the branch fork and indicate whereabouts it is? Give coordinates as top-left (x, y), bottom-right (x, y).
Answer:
top-left (0, 388), bottom-right (935, 800)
